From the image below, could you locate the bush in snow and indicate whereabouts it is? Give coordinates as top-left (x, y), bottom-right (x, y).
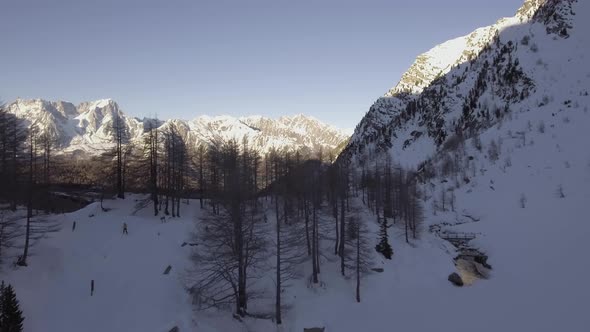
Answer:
top-left (442, 134), bottom-right (463, 152)
top-left (440, 154), bottom-right (455, 178)
top-left (487, 140), bottom-right (500, 163)
top-left (503, 157), bottom-right (512, 171)
top-left (472, 135), bottom-right (483, 152)
top-left (537, 121), bottom-right (546, 134)
top-left (556, 185), bottom-right (565, 198)
top-left (539, 95), bottom-right (550, 107)
top-left (519, 194), bottom-right (527, 209)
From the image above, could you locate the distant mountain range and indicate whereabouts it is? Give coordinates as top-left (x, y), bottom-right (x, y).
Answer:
top-left (5, 98), bottom-right (350, 157)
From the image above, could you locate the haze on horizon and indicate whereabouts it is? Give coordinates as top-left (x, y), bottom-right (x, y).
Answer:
top-left (1, 0), bottom-right (523, 130)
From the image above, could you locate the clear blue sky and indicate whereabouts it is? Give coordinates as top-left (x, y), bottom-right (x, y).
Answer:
top-left (0, 0), bottom-right (523, 129)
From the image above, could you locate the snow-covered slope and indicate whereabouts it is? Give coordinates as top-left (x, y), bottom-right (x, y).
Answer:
top-left (3, 102), bottom-right (589, 331)
top-left (286, 87), bottom-right (590, 331)
top-left (385, 0), bottom-right (542, 98)
top-left (6, 98), bottom-right (349, 156)
top-left (309, 0), bottom-right (590, 330)
top-left (2, 198), bottom-right (199, 332)
top-left (342, 0), bottom-right (586, 168)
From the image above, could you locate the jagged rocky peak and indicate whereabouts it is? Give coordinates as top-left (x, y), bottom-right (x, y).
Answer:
top-left (8, 98), bottom-right (350, 156)
top-left (77, 98), bottom-right (120, 117)
top-left (54, 100), bottom-right (79, 118)
top-left (384, 0), bottom-right (555, 99)
top-left (279, 114), bottom-right (331, 132)
top-left (9, 98), bottom-right (77, 120)
top-left (77, 99), bottom-right (122, 126)
top-left (343, 0), bottom-right (584, 167)
top-left (517, 0), bottom-right (547, 20)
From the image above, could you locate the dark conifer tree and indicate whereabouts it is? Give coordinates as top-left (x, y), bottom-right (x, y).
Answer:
top-left (375, 213), bottom-right (393, 259)
top-left (0, 282), bottom-right (25, 332)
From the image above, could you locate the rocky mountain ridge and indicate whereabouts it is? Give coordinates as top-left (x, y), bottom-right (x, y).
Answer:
top-left (6, 98), bottom-right (350, 157)
top-left (341, 0), bottom-right (583, 168)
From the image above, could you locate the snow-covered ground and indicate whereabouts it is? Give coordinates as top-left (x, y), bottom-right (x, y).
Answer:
top-left (3, 97), bottom-right (590, 331)
top-left (287, 75), bottom-right (590, 332)
top-left (2, 198), bottom-right (197, 332)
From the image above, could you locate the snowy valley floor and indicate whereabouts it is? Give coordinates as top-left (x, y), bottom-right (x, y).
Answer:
top-left (3, 104), bottom-right (590, 332)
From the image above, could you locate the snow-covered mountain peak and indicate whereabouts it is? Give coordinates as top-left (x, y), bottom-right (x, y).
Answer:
top-left (344, 0), bottom-right (585, 168)
top-left (7, 98), bottom-right (350, 156)
top-left (384, 0), bottom-right (551, 98)
top-left (11, 98), bottom-right (77, 119)
top-left (193, 114), bottom-right (238, 123)
top-left (83, 98), bottom-right (114, 109)
top-left (516, 0), bottom-right (546, 20)
top-left (77, 99), bottom-right (120, 117)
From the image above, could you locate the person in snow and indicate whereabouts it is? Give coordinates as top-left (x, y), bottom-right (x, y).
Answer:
top-left (123, 222), bottom-right (128, 235)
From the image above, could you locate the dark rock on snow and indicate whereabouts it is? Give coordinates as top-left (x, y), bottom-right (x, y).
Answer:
top-left (448, 272), bottom-right (464, 287)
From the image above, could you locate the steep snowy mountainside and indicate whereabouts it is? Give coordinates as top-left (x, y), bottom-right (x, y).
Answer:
top-left (9, 99), bottom-right (81, 147)
top-left (384, 0), bottom-right (541, 98)
top-left (6, 98), bottom-right (349, 156)
top-left (241, 114), bottom-right (348, 156)
top-left (342, 0), bottom-right (585, 168)
top-left (406, 58), bottom-right (590, 331)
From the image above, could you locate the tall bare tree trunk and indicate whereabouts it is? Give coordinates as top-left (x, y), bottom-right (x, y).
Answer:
top-left (275, 192), bottom-right (282, 324)
top-left (115, 114), bottom-right (125, 199)
top-left (356, 224), bottom-right (361, 303)
top-left (334, 204), bottom-right (339, 255)
top-left (19, 129), bottom-right (35, 266)
top-left (304, 199), bottom-right (311, 256)
top-left (311, 200), bottom-right (318, 283)
top-left (151, 127), bottom-right (159, 216)
top-left (340, 195), bottom-right (345, 276)
top-left (198, 145), bottom-right (204, 209)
